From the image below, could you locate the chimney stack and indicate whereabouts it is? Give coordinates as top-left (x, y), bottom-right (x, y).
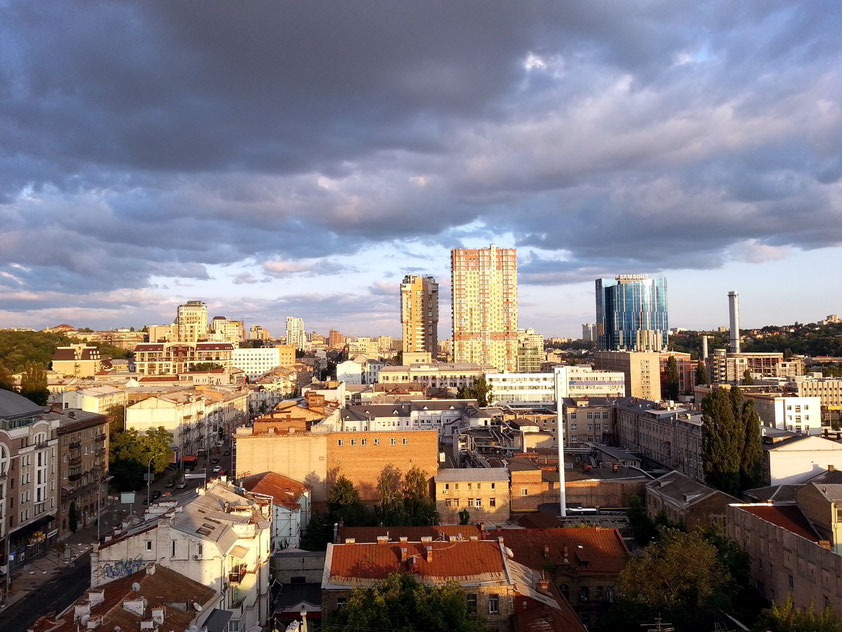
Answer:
top-left (728, 291), bottom-right (741, 354)
top-left (426, 546), bottom-right (433, 562)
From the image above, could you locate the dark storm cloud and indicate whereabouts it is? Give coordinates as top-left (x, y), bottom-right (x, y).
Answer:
top-left (1, 0), bottom-right (841, 315)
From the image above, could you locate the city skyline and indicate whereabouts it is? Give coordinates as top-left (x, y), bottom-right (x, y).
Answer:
top-left (1, 3), bottom-right (840, 337)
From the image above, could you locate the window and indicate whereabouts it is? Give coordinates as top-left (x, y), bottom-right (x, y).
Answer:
top-left (595, 585), bottom-right (604, 601)
top-left (477, 483), bottom-right (481, 490)
top-left (337, 439), bottom-right (344, 446)
top-left (489, 498), bottom-right (496, 507)
top-left (172, 540), bottom-right (176, 557)
top-left (337, 597), bottom-right (348, 608)
top-left (146, 541), bottom-right (152, 551)
top-left (374, 438), bottom-right (380, 445)
top-left (467, 483), bottom-right (472, 490)
top-left (475, 498), bottom-right (482, 508)
top-left (198, 544), bottom-right (203, 556)
top-left (488, 594), bottom-right (499, 614)
top-left (445, 498), bottom-right (453, 507)
top-left (350, 439), bottom-right (356, 446)
top-left (467, 498), bottom-right (475, 507)
top-left (402, 438), bottom-right (408, 445)
top-left (490, 482), bottom-right (496, 490)
top-left (466, 594), bottom-right (477, 615)
top-left (521, 488), bottom-right (528, 496)
top-left (390, 438), bottom-right (397, 445)
top-left (580, 586), bottom-right (590, 602)
top-left (361, 438), bottom-right (367, 446)
top-left (788, 575), bottom-right (794, 590)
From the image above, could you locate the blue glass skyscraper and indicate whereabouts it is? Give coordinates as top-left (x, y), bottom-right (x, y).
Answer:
top-left (595, 275), bottom-right (669, 351)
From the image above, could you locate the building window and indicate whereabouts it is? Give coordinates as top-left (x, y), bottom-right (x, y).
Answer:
top-left (467, 498), bottom-right (475, 507)
top-left (488, 594), bottom-right (499, 614)
top-left (521, 488), bottom-right (528, 496)
top-left (445, 499), bottom-right (452, 507)
top-left (374, 438), bottom-right (380, 445)
top-left (489, 498), bottom-right (496, 507)
top-left (580, 586), bottom-right (590, 602)
top-left (402, 438), bottom-right (408, 445)
top-left (350, 439), bottom-right (356, 446)
top-left (337, 598), bottom-right (347, 608)
top-left (788, 575), bottom-right (794, 590)
top-left (337, 439), bottom-right (344, 446)
top-left (467, 594), bottom-right (477, 615)
top-left (390, 438), bottom-right (396, 445)
top-left (475, 498), bottom-right (482, 508)
top-left (361, 438), bottom-right (367, 446)
top-left (490, 482), bottom-right (495, 490)
top-left (146, 541), bottom-right (152, 551)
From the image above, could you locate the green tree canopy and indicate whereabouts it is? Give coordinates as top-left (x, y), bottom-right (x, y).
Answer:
top-left (695, 359), bottom-right (709, 385)
top-left (327, 475), bottom-right (369, 526)
top-left (740, 398), bottom-right (764, 489)
top-left (753, 597), bottom-right (842, 632)
top-left (326, 572), bottom-right (489, 632)
top-left (618, 527), bottom-right (728, 612)
top-left (19, 362), bottom-right (49, 406)
top-left (743, 368), bottom-right (755, 385)
top-left (665, 355), bottom-right (680, 400)
top-left (0, 360), bottom-right (14, 391)
top-left (105, 404), bottom-right (125, 435)
top-left (109, 427), bottom-right (173, 490)
top-left (702, 387), bottom-right (742, 495)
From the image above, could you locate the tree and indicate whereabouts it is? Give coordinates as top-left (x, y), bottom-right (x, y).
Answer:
top-left (403, 466), bottom-right (436, 525)
top-left (458, 508), bottom-right (470, 525)
top-left (626, 494), bottom-right (657, 547)
top-left (326, 572), bottom-right (488, 632)
top-left (701, 388), bottom-right (742, 495)
top-left (327, 475), bottom-right (369, 526)
top-left (618, 528), bottom-right (728, 612)
top-left (0, 360), bottom-right (14, 391)
top-left (68, 501), bottom-right (78, 533)
top-left (695, 360), bottom-right (709, 385)
top-left (665, 355), bottom-right (680, 400)
top-left (472, 376), bottom-right (492, 407)
top-left (299, 511), bottom-right (333, 551)
top-left (191, 362), bottom-right (222, 372)
top-left (742, 368), bottom-right (755, 385)
top-left (739, 398), bottom-right (764, 490)
top-left (376, 464), bottom-right (405, 523)
top-left (19, 363), bottom-right (49, 405)
top-left (105, 404), bottom-right (125, 435)
top-left (753, 596), bottom-right (842, 632)
top-left (109, 427), bottom-right (173, 490)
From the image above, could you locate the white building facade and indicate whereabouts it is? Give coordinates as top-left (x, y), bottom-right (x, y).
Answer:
top-left (485, 372), bottom-right (555, 407)
top-left (554, 365), bottom-right (626, 399)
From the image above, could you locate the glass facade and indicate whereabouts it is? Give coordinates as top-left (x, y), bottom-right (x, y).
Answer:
top-left (595, 275), bottom-right (669, 351)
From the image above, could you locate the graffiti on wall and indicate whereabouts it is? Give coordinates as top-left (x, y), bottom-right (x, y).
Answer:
top-left (101, 556), bottom-right (145, 579)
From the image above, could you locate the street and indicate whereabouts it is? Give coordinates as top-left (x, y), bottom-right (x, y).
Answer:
top-left (1, 553), bottom-right (91, 632)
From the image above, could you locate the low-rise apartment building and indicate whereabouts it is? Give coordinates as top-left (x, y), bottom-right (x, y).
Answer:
top-left (746, 393), bottom-right (822, 435)
top-left (51, 344), bottom-right (102, 378)
top-left (232, 346), bottom-right (294, 380)
top-left (645, 470), bottom-right (738, 531)
top-left (53, 409), bottom-right (109, 536)
top-left (727, 502), bottom-right (841, 617)
top-left (616, 399), bottom-right (703, 481)
top-left (763, 435), bottom-right (842, 485)
top-left (133, 342), bottom-right (235, 376)
top-left (241, 471), bottom-right (311, 551)
top-left (1, 391), bottom-right (61, 593)
top-left (561, 397), bottom-right (619, 444)
top-left (435, 468), bottom-right (510, 524)
top-left (486, 372), bottom-right (555, 407)
top-left (710, 349), bottom-right (805, 383)
top-left (91, 480), bottom-right (272, 630)
top-left (554, 365), bottom-right (626, 400)
top-left (787, 375), bottom-right (842, 426)
top-left (378, 362), bottom-right (489, 389)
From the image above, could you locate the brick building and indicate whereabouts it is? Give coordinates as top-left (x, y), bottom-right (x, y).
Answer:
top-left (644, 471), bottom-right (738, 531)
top-left (434, 468), bottom-right (510, 524)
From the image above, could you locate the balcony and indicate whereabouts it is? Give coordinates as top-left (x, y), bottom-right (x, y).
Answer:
top-left (69, 441), bottom-right (82, 450)
top-left (228, 564), bottom-right (247, 584)
top-left (69, 472), bottom-right (84, 482)
top-left (95, 447), bottom-right (106, 456)
top-left (36, 440), bottom-right (50, 449)
top-left (95, 433), bottom-right (107, 442)
top-left (69, 456), bottom-right (82, 466)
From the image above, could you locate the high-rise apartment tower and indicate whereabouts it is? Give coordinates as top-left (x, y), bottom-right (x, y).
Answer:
top-left (285, 316), bottom-right (306, 350)
top-left (451, 244), bottom-right (518, 372)
top-left (595, 275), bottom-right (668, 351)
top-left (176, 300), bottom-right (208, 343)
top-left (400, 275), bottom-right (439, 354)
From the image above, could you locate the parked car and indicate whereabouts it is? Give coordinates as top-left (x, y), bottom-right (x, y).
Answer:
top-left (212, 465), bottom-right (222, 474)
top-left (165, 480), bottom-right (175, 488)
top-left (176, 481), bottom-right (188, 490)
top-left (151, 490), bottom-right (162, 500)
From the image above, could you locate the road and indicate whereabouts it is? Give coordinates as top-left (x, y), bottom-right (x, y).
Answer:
top-left (1, 553), bottom-right (91, 632)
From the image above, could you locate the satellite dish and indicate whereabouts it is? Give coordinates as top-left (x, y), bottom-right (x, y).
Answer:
top-left (193, 603), bottom-right (203, 612)
top-left (131, 582), bottom-right (141, 592)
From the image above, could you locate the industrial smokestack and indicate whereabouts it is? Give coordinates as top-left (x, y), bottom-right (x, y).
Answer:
top-left (701, 335), bottom-right (708, 360)
top-left (728, 291), bottom-right (741, 353)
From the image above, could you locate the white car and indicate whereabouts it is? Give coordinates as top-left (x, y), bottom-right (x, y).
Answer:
top-left (212, 465), bottom-right (222, 474)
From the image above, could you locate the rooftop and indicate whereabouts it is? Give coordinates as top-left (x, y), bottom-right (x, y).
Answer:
top-left (240, 471), bottom-right (308, 509)
top-left (0, 389), bottom-right (45, 420)
top-left (645, 470), bottom-right (735, 507)
top-left (740, 505), bottom-right (821, 542)
top-left (435, 467), bottom-right (510, 482)
top-left (486, 528), bottom-right (629, 575)
top-left (337, 525), bottom-right (481, 543)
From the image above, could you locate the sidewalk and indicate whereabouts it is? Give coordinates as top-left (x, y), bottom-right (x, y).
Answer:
top-left (1, 515), bottom-right (105, 611)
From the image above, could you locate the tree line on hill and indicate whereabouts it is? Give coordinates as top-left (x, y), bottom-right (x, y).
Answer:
top-left (669, 322), bottom-right (842, 359)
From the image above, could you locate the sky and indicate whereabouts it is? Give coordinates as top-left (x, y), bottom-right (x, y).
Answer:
top-left (1, 1), bottom-right (840, 339)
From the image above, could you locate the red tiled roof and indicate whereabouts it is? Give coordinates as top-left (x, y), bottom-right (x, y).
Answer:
top-left (134, 343), bottom-right (164, 351)
top-left (742, 505), bottom-right (820, 542)
top-left (486, 528), bottom-right (628, 575)
top-left (328, 540), bottom-right (505, 582)
top-left (241, 471), bottom-right (308, 509)
top-left (29, 565), bottom-right (215, 632)
top-left (338, 525), bottom-right (481, 543)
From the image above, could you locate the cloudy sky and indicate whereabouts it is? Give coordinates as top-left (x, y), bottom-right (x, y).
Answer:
top-left (1, 1), bottom-right (840, 338)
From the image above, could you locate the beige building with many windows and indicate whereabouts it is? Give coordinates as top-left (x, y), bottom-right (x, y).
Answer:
top-left (51, 344), bottom-right (102, 378)
top-left (176, 300), bottom-right (208, 342)
top-left (451, 245), bottom-right (518, 372)
top-left (400, 274), bottom-right (439, 354)
top-left (133, 341), bottom-right (235, 375)
top-left (594, 350), bottom-right (662, 401)
top-left (434, 468), bottom-right (510, 524)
